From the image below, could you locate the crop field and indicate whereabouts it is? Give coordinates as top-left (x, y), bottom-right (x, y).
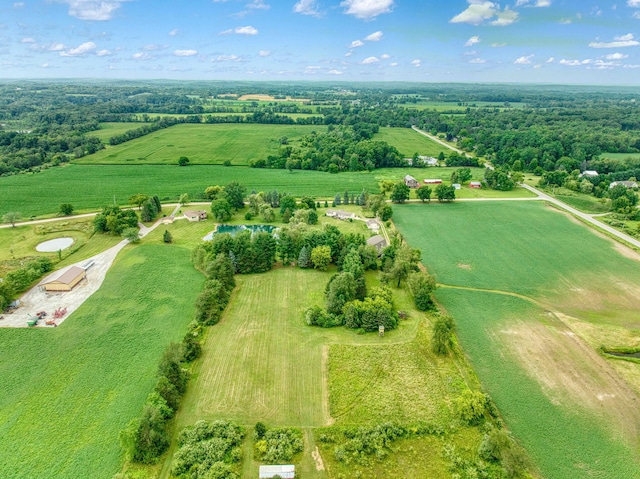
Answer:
top-left (76, 123), bottom-right (320, 165)
top-left (0, 164), bottom-right (381, 218)
top-left (0, 244), bottom-right (204, 479)
top-left (374, 127), bottom-right (449, 158)
top-left (601, 152), bottom-right (640, 161)
top-left (393, 201), bottom-right (640, 479)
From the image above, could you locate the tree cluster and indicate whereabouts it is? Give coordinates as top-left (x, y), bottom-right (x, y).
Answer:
top-left (0, 257), bottom-right (53, 309)
top-left (171, 420), bottom-right (245, 479)
top-left (254, 426), bottom-right (304, 464)
top-left (93, 205), bottom-right (138, 235)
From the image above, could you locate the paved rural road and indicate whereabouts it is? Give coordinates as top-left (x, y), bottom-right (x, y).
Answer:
top-left (520, 182), bottom-right (640, 249)
top-left (411, 125), bottom-right (471, 157)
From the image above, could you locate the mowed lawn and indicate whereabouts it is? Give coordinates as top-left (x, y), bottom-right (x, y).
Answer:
top-left (0, 244), bottom-right (204, 479)
top-left (375, 127), bottom-right (449, 158)
top-left (393, 201), bottom-right (640, 479)
top-left (0, 164), bottom-right (380, 218)
top-left (77, 123), bottom-right (320, 165)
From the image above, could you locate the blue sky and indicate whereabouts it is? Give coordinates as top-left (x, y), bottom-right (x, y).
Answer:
top-left (1, 0), bottom-right (639, 84)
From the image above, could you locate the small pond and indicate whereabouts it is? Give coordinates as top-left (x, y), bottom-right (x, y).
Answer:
top-left (203, 224), bottom-right (278, 241)
top-left (36, 237), bottom-right (74, 252)
top-left (605, 350), bottom-right (640, 359)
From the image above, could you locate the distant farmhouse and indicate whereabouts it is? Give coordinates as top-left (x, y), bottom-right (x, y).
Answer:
top-left (183, 210), bottom-right (207, 222)
top-left (326, 209), bottom-right (356, 220)
top-left (609, 180), bottom-right (638, 189)
top-left (404, 155), bottom-right (438, 167)
top-left (404, 175), bottom-right (419, 188)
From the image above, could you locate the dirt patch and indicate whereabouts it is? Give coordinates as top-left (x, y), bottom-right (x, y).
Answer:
top-left (613, 241), bottom-right (640, 262)
top-left (498, 317), bottom-right (640, 445)
top-left (312, 446), bottom-right (325, 471)
top-left (457, 263), bottom-right (471, 270)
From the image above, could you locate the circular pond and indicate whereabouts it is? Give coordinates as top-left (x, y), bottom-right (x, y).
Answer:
top-left (36, 237), bottom-right (74, 252)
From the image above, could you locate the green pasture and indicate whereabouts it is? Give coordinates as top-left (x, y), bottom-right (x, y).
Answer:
top-left (374, 127), bottom-right (448, 158)
top-left (0, 244), bottom-right (204, 479)
top-left (76, 124), bottom-right (320, 165)
top-left (90, 122), bottom-right (141, 142)
top-left (601, 152), bottom-right (640, 161)
top-left (0, 164), bottom-right (380, 218)
top-left (393, 201), bottom-right (640, 479)
top-left (177, 268), bottom-right (423, 430)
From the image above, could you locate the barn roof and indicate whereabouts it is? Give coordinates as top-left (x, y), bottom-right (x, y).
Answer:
top-left (259, 465), bottom-right (295, 479)
top-left (44, 266), bottom-right (85, 285)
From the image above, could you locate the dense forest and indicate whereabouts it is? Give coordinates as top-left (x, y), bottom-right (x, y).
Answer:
top-left (1, 80), bottom-right (639, 177)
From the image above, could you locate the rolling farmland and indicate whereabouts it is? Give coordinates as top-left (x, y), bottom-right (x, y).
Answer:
top-left (393, 201), bottom-right (640, 479)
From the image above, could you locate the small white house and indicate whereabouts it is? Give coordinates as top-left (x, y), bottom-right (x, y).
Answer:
top-left (259, 465), bottom-right (295, 479)
top-left (326, 209), bottom-right (356, 220)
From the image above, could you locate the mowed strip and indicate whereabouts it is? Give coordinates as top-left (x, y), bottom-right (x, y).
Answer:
top-left (180, 268), bottom-right (332, 428)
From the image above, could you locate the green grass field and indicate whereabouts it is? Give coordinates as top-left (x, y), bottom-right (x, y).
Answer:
top-left (601, 152), bottom-right (640, 161)
top-left (77, 124), bottom-right (320, 165)
top-left (374, 127), bottom-right (449, 158)
top-left (0, 164), bottom-right (381, 218)
top-left (0, 244), bottom-right (204, 479)
top-left (89, 122), bottom-right (142, 142)
top-left (393, 201), bottom-right (640, 479)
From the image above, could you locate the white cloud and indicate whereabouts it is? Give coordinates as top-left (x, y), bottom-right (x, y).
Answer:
top-left (13, 2), bottom-right (25, 7)
top-left (41, 63), bottom-right (50, 68)
top-left (451, 1), bottom-right (518, 26)
top-left (633, 11), bottom-right (640, 18)
top-left (21, 37), bottom-right (36, 43)
top-left (132, 52), bottom-right (151, 60)
top-left (259, 49), bottom-right (271, 57)
top-left (606, 52), bottom-right (628, 59)
top-left (365, 31), bottom-right (383, 41)
top-left (349, 40), bottom-right (365, 48)
top-left (328, 69), bottom-right (344, 75)
top-left (559, 58), bottom-right (593, 66)
top-left (344, 51), bottom-right (353, 57)
top-left (546, 56), bottom-right (555, 63)
top-left (411, 59), bottom-right (421, 67)
top-left (54, 0), bottom-right (130, 21)
top-left (559, 18), bottom-right (572, 24)
top-left (174, 49), bottom-right (198, 57)
top-left (293, 0), bottom-right (321, 17)
top-left (60, 41), bottom-right (97, 56)
top-left (48, 43), bottom-right (66, 51)
top-left (380, 53), bottom-right (390, 59)
top-left (465, 35), bottom-right (481, 46)
top-left (246, 0), bottom-right (269, 10)
top-left (143, 44), bottom-right (168, 51)
top-left (469, 58), bottom-right (486, 63)
top-left (96, 49), bottom-right (111, 56)
top-left (168, 29), bottom-right (179, 37)
top-left (514, 54), bottom-right (534, 64)
top-left (389, 62), bottom-right (398, 66)
top-left (214, 54), bottom-right (240, 61)
top-left (491, 42), bottom-right (506, 47)
top-left (341, 0), bottom-right (394, 20)
top-left (628, 0), bottom-right (640, 6)
top-left (221, 25), bottom-right (258, 35)
top-left (361, 56), bottom-right (379, 64)
top-left (589, 33), bottom-right (639, 48)
top-left (516, 0), bottom-right (551, 7)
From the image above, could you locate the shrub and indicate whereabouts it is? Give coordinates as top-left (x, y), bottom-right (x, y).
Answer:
top-left (432, 315), bottom-right (456, 355)
top-left (455, 390), bottom-right (488, 425)
top-left (254, 427), bottom-right (304, 463)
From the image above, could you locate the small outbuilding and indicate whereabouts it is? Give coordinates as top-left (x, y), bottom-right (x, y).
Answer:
top-left (259, 465), bottom-right (295, 479)
top-left (452, 183), bottom-right (461, 190)
top-left (424, 178), bottom-right (443, 184)
top-left (404, 175), bottom-right (419, 188)
top-left (579, 170), bottom-right (599, 178)
top-left (184, 210), bottom-right (207, 222)
top-left (367, 234), bottom-right (388, 254)
top-left (42, 266), bottom-right (86, 292)
top-left (469, 181), bottom-right (482, 188)
top-left (366, 218), bottom-right (380, 233)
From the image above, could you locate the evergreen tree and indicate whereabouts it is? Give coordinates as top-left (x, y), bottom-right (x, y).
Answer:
top-left (163, 230), bottom-right (172, 244)
top-left (298, 245), bottom-right (311, 268)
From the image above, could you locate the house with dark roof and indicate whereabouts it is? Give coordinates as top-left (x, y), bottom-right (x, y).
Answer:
top-left (404, 175), bottom-right (419, 188)
top-left (367, 234), bottom-right (387, 254)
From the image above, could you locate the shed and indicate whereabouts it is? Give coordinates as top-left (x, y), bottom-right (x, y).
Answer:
top-left (404, 175), bottom-right (419, 188)
top-left (452, 183), bottom-right (461, 190)
top-left (367, 234), bottom-right (388, 254)
top-left (424, 178), bottom-right (442, 184)
top-left (259, 465), bottom-right (295, 479)
top-left (579, 170), bottom-right (599, 178)
top-left (184, 210), bottom-right (207, 222)
top-left (42, 266), bottom-right (86, 292)
top-left (469, 181), bottom-right (482, 188)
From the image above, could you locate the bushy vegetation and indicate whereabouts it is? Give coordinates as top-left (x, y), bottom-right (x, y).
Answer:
top-left (0, 256), bottom-right (53, 309)
top-left (93, 205), bottom-right (138, 235)
top-left (171, 420), bottom-right (245, 479)
top-left (254, 427), bottom-right (304, 463)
